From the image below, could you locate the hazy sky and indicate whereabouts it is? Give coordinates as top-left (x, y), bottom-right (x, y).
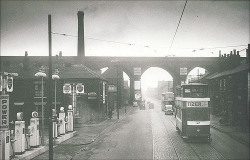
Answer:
top-left (1, 0), bottom-right (249, 57)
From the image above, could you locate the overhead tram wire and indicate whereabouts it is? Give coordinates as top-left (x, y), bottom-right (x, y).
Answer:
top-left (51, 32), bottom-right (150, 48)
top-left (52, 31), bottom-right (247, 54)
top-left (168, 0), bottom-right (188, 55)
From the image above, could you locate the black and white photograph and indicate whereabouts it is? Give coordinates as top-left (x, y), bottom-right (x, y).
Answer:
top-left (0, 0), bottom-right (249, 159)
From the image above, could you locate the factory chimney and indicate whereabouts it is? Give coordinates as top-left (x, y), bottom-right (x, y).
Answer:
top-left (77, 11), bottom-right (85, 57)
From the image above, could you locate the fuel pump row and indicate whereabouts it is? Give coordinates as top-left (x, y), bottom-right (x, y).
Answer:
top-left (0, 105), bottom-right (74, 160)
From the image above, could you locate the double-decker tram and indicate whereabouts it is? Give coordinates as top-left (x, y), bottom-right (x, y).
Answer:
top-left (161, 92), bottom-right (174, 111)
top-left (175, 83), bottom-right (211, 142)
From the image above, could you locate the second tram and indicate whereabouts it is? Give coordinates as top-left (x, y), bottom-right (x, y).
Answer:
top-left (161, 92), bottom-right (174, 111)
top-left (175, 83), bottom-right (211, 142)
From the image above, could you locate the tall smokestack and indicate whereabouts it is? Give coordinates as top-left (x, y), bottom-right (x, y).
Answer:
top-left (77, 11), bottom-right (85, 57)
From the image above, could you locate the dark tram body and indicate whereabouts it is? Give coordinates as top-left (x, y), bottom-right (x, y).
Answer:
top-left (175, 83), bottom-right (211, 142)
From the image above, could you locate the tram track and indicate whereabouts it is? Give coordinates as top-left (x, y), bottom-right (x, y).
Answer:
top-left (158, 109), bottom-right (226, 160)
top-left (151, 110), bottom-right (180, 160)
top-left (157, 110), bottom-right (199, 160)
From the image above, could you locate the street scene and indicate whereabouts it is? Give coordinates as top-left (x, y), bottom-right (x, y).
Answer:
top-left (33, 98), bottom-right (249, 160)
top-left (1, 1), bottom-right (249, 160)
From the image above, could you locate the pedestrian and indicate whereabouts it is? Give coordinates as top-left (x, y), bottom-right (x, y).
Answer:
top-left (108, 109), bottom-right (112, 119)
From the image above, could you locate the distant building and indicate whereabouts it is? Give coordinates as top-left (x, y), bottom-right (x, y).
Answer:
top-left (158, 81), bottom-right (173, 98)
top-left (123, 80), bottom-right (130, 105)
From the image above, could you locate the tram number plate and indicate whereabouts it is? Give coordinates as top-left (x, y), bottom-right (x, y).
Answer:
top-left (187, 101), bottom-right (208, 107)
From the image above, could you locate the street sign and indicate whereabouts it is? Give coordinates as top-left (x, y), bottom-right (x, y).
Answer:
top-left (134, 67), bottom-right (141, 75)
top-left (76, 83), bottom-right (84, 94)
top-left (63, 83), bottom-right (71, 94)
top-left (180, 67), bottom-right (187, 75)
top-left (0, 95), bottom-right (9, 131)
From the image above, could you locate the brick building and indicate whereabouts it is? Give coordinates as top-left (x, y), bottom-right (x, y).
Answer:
top-left (1, 54), bottom-right (108, 125)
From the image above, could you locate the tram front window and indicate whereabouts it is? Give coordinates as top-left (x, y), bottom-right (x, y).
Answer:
top-left (187, 109), bottom-right (209, 121)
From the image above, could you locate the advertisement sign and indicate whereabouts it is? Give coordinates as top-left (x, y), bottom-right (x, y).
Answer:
top-left (88, 92), bottom-right (97, 99)
top-left (134, 67), bottom-right (141, 75)
top-left (0, 74), bottom-right (2, 92)
top-left (134, 91), bottom-right (141, 101)
top-left (0, 95), bottom-right (9, 130)
top-left (76, 83), bottom-right (84, 94)
top-left (134, 81), bottom-right (141, 90)
top-left (108, 85), bottom-right (117, 92)
top-left (186, 101), bottom-right (208, 107)
top-left (180, 67), bottom-right (187, 75)
top-left (63, 83), bottom-right (71, 94)
top-left (6, 76), bottom-right (13, 92)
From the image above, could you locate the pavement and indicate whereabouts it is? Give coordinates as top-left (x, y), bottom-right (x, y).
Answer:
top-left (10, 106), bottom-right (133, 160)
top-left (9, 106), bottom-right (249, 160)
top-left (210, 114), bottom-right (249, 147)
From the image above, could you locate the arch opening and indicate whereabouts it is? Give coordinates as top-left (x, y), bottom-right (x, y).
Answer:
top-left (141, 67), bottom-right (173, 100)
top-left (186, 67), bottom-right (206, 84)
top-left (101, 67), bottom-right (130, 87)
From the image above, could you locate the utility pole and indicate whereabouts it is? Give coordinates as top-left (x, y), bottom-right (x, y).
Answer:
top-left (48, 14), bottom-right (53, 160)
top-left (116, 66), bottom-right (120, 119)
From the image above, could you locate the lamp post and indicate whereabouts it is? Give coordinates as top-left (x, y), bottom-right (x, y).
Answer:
top-left (52, 73), bottom-right (59, 110)
top-left (35, 70), bottom-right (46, 146)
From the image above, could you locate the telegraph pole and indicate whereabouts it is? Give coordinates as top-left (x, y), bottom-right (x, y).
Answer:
top-left (48, 14), bottom-right (53, 160)
top-left (116, 66), bottom-right (119, 119)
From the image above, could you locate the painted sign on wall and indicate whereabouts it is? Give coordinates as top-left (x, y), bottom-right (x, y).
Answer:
top-left (134, 67), bottom-right (141, 75)
top-left (180, 67), bottom-right (187, 75)
top-left (0, 95), bottom-right (9, 131)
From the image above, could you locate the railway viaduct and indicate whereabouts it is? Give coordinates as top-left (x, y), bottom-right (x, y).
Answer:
top-left (58, 55), bottom-right (221, 102)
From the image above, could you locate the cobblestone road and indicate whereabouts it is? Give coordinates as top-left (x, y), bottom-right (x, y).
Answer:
top-left (32, 100), bottom-right (249, 160)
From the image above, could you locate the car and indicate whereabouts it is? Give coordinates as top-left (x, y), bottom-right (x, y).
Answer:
top-left (165, 109), bottom-right (174, 115)
top-left (133, 101), bottom-right (138, 107)
top-left (164, 105), bottom-right (173, 115)
top-left (140, 102), bottom-right (146, 110)
top-left (149, 102), bottom-right (154, 109)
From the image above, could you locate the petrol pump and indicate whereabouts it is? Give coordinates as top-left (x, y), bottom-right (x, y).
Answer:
top-left (15, 112), bottom-right (26, 154)
top-left (0, 94), bottom-right (10, 160)
top-left (67, 105), bottom-right (73, 132)
top-left (30, 111), bottom-right (40, 147)
top-left (59, 107), bottom-right (65, 135)
top-left (1, 72), bottom-right (17, 160)
top-left (52, 109), bottom-right (57, 138)
top-left (25, 126), bottom-right (32, 150)
top-left (0, 130), bottom-right (10, 160)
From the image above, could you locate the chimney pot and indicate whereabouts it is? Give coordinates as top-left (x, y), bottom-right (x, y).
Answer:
top-left (237, 51), bottom-right (240, 56)
top-left (59, 51), bottom-right (62, 57)
top-left (23, 51), bottom-right (30, 70)
top-left (25, 51), bottom-right (28, 56)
